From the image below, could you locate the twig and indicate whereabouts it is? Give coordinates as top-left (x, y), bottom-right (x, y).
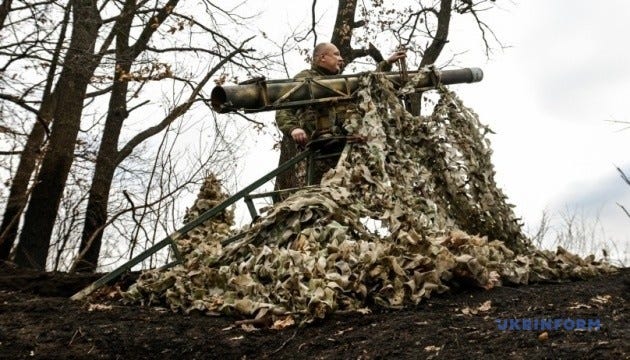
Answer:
top-left (616, 166), bottom-right (630, 186)
top-left (234, 316), bottom-right (272, 328)
top-left (68, 327), bottom-right (83, 346)
top-left (230, 110), bottom-right (265, 127)
top-left (617, 203), bottom-right (630, 219)
top-left (311, 0), bottom-right (317, 47)
top-left (271, 330), bottom-right (298, 355)
top-left (128, 99), bottom-right (150, 114)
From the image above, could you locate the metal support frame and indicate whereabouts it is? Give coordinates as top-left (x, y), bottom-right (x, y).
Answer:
top-left (306, 149), bottom-right (343, 186)
top-left (243, 185), bottom-right (317, 220)
top-left (72, 138), bottom-right (351, 300)
top-left (244, 147), bottom-right (343, 219)
top-left (244, 138), bottom-right (346, 219)
top-left (71, 149), bottom-right (313, 300)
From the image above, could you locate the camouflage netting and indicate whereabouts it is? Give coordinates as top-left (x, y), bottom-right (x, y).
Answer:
top-left (124, 72), bottom-right (616, 322)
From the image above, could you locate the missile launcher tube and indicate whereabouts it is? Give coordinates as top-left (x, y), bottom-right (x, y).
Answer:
top-left (210, 67), bottom-right (483, 113)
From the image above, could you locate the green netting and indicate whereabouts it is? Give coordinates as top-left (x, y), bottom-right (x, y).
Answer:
top-left (124, 72), bottom-right (615, 323)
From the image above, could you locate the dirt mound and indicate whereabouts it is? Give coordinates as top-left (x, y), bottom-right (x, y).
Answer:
top-left (0, 266), bottom-right (627, 359)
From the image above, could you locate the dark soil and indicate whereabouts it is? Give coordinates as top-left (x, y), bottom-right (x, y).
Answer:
top-left (0, 263), bottom-right (627, 359)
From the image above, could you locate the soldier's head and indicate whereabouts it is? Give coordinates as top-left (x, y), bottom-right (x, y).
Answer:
top-left (313, 43), bottom-right (344, 74)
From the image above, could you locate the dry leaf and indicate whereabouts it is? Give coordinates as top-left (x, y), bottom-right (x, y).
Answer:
top-left (478, 300), bottom-right (492, 312)
top-left (87, 304), bottom-right (112, 312)
top-left (271, 316), bottom-right (295, 330)
top-left (568, 303), bottom-right (591, 310)
top-left (424, 345), bottom-right (442, 352)
top-left (240, 324), bottom-right (258, 332)
top-left (461, 300), bottom-right (491, 315)
top-left (590, 295), bottom-right (612, 306)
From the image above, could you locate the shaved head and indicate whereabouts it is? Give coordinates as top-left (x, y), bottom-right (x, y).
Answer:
top-left (312, 43), bottom-right (344, 74)
top-left (313, 43), bottom-right (334, 61)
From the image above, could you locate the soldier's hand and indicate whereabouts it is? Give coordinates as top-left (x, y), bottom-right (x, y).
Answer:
top-left (387, 49), bottom-right (407, 64)
top-left (291, 128), bottom-right (308, 145)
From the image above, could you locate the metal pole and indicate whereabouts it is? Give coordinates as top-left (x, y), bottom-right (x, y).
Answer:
top-left (71, 149), bottom-right (313, 301)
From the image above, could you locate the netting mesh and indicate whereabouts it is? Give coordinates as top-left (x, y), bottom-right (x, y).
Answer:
top-left (124, 73), bottom-right (615, 323)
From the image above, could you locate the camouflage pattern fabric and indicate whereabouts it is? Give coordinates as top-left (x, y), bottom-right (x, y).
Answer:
top-left (275, 61), bottom-right (393, 138)
top-left (124, 72), bottom-right (616, 324)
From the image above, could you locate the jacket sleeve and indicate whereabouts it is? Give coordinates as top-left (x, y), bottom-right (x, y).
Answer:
top-left (375, 60), bottom-right (393, 72)
top-left (274, 69), bottom-right (314, 136)
top-left (276, 108), bottom-right (299, 136)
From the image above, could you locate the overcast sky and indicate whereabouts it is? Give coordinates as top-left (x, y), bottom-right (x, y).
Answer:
top-left (228, 1), bottom-right (629, 264)
top-left (452, 1), bottom-right (629, 262)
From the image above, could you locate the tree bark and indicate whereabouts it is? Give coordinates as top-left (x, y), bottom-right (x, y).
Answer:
top-left (0, 100), bottom-right (53, 259)
top-left (14, 0), bottom-right (101, 270)
top-left (75, 0), bottom-right (182, 272)
top-left (0, 0), bottom-right (12, 30)
top-left (74, 0), bottom-right (135, 272)
top-left (331, 0), bottom-right (358, 63)
top-left (419, 0), bottom-right (452, 67)
top-left (0, 4), bottom-right (70, 260)
top-left (272, 135), bottom-right (303, 202)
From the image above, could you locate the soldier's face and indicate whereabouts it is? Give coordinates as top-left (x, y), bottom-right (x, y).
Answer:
top-left (318, 45), bottom-right (344, 74)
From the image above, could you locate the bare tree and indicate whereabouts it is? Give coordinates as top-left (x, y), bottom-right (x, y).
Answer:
top-left (0, 1), bottom-right (70, 260)
top-left (1, 0), bottom-right (507, 270)
top-left (12, 0), bottom-right (103, 270)
top-left (73, 0), bottom-right (256, 272)
top-left (1, 0), bottom-right (265, 270)
top-left (274, 0), bottom-right (502, 196)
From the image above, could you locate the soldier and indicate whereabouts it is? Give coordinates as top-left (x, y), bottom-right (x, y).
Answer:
top-left (275, 42), bottom-right (405, 184)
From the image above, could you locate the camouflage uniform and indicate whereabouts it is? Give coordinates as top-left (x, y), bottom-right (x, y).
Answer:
top-left (275, 61), bottom-right (394, 184)
top-left (276, 61), bottom-right (393, 138)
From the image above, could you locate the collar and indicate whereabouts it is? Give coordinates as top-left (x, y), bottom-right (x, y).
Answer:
top-left (312, 65), bottom-right (339, 76)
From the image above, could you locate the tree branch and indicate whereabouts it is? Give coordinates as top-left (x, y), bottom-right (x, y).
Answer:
top-left (0, 93), bottom-right (39, 114)
top-left (130, 0), bottom-right (180, 59)
top-left (116, 38), bottom-right (254, 164)
top-left (420, 0), bottom-right (452, 67)
top-left (616, 166), bottom-right (630, 186)
top-left (617, 203), bottom-right (630, 219)
top-left (311, 0), bottom-right (317, 47)
top-left (145, 45), bottom-right (224, 57)
top-left (0, 0), bottom-right (13, 31)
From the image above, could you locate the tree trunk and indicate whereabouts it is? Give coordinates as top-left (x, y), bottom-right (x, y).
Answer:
top-left (0, 3), bottom-right (69, 260)
top-left (74, 154), bottom-right (117, 272)
top-left (75, 0), bottom-right (181, 271)
top-left (272, 135), bottom-right (303, 202)
top-left (75, 61), bottom-right (131, 273)
top-left (0, 107), bottom-right (52, 259)
top-left (0, 0), bottom-right (12, 30)
top-left (14, 0), bottom-right (101, 270)
top-left (331, 0), bottom-right (359, 63)
top-left (419, 0), bottom-right (452, 67)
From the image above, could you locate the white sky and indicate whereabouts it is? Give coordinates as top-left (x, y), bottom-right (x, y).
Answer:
top-left (225, 0), bottom-right (629, 264)
top-left (452, 1), bottom-right (630, 261)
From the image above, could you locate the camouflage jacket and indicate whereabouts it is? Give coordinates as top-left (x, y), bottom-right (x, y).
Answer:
top-left (275, 61), bottom-right (393, 138)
